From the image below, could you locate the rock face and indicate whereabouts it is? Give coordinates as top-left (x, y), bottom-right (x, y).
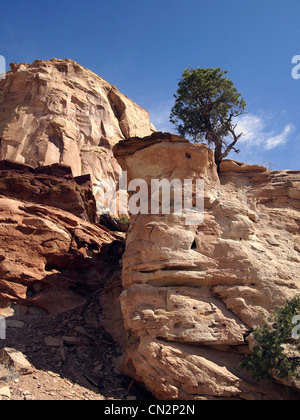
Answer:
top-left (0, 58), bottom-right (156, 212)
top-left (114, 133), bottom-right (300, 400)
top-left (0, 160), bottom-right (96, 223)
top-left (0, 160), bottom-right (126, 315)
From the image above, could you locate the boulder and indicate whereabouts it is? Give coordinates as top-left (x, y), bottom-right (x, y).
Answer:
top-left (0, 347), bottom-right (33, 375)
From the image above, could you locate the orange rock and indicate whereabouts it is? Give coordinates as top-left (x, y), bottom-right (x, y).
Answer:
top-left (0, 196), bottom-right (121, 314)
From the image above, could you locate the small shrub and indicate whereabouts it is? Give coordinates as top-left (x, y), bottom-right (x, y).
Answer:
top-left (240, 297), bottom-right (300, 383)
top-left (117, 216), bottom-right (130, 226)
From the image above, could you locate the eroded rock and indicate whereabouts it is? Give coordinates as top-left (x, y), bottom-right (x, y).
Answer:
top-left (0, 347), bottom-right (33, 375)
top-left (0, 195), bottom-right (122, 314)
top-left (114, 133), bottom-right (300, 400)
top-left (0, 160), bottom-right (97, 223)
top-left (0, 59), bottom-right (156, 212)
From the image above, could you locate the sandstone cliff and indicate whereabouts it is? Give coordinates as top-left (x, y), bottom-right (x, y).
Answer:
top-left (113, 132), bottom-right (300, 400)
top-left (0, 59), bottom-right (156, 212)
top-left (0, 57), bottom-right (299, 399)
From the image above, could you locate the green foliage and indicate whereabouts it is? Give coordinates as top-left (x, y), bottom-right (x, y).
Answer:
top-left (116, 216), bottom-right (130, 225)
top-left (240, 297), bottom-right (300, 382)
top-left (170, 67), bottom-right (246, 166)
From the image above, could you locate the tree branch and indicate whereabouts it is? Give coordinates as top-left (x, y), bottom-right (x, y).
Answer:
top-left (220, 124), bottom-right (243, 159)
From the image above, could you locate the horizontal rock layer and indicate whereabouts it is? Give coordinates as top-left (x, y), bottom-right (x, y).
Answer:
top-left (0, 160), bottom-right (96, 223)
top-left (114, 133), bottom-right (300, 400)
top-left (0, 59), bottom-right (156, 212)
top-left (0, 195), bottom-right (124, 315)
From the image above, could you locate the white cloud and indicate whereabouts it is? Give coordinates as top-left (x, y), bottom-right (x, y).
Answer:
top-left (235, 113), bottom-right (295, 151)
top-left (148, 100), bottom-right (174, 133)
top-left (264, 124), bottom-right (295, 150)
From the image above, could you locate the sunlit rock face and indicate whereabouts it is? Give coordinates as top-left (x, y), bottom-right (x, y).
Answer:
top-left (114, 133), bottom-right (300, 400)
top-left (0, 58), bottom-right (156, 212)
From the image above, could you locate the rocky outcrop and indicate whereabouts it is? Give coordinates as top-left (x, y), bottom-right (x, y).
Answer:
top-left (0, 59), bottom-right (156, 212)
top-left (0, 193), bottom-right (124, 315)
top-left (0, 162), bottom-right (127, 398)
top-left (114, 132), bottom-right (300, 400)
top-left (0, 160), bottom-right (96, 223)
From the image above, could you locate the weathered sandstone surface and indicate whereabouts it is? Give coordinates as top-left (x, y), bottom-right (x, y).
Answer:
top-left (114, 132), bottom-right (300, 400)
top-left (0, 59), bottom-right (155, 212)
top-left (0, 54), bottom-right (299, 399)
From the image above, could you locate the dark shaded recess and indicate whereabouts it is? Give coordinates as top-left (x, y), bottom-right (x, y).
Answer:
top-left (191, 239), bottom-right (197, 250)
top-left (99, 213), bottom-right (129, 233)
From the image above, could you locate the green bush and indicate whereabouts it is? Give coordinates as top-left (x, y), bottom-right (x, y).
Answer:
top-left (117, 216), bottom-right (130, 225)
top-left (240, 297), bottom-right (300, 382)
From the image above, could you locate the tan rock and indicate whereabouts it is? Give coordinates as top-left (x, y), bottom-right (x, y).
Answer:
top-left (0, 386), bottom-right (11, 400)
top-left (0, 59), bottom-right (156, 213)
top-left (219, 159), bottom-right (267, 173)
top-left (122, 338), bottom-right (291, 400)
top-left (0, 347), bottom-right (33, 375)
top-left (121, 284), bottom-right (249, 345)
top-left (114, 133), bottom-right (300, 400)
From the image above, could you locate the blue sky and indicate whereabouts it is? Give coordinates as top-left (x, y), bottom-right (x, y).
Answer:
top-left (0, 0), bottom-right (299, 169)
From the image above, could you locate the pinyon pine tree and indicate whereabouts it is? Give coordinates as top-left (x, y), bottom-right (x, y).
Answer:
top-left (170, 67), bottom-right (246, 167)
top-left (240, 297), bottom-right (300, 383)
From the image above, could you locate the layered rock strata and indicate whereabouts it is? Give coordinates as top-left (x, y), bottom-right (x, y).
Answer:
top-left (0, 160), bottom-right (96, 223)
top-left (0, 161), bottom-right (125, 315)
top-left (0, 59), bottom-right (156, 212)
top-left (113, 132), bottom-right (300, 400)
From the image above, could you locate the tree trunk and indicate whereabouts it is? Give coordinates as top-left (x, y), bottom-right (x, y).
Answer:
top-left (214, 142), bottom-right (222, 170)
